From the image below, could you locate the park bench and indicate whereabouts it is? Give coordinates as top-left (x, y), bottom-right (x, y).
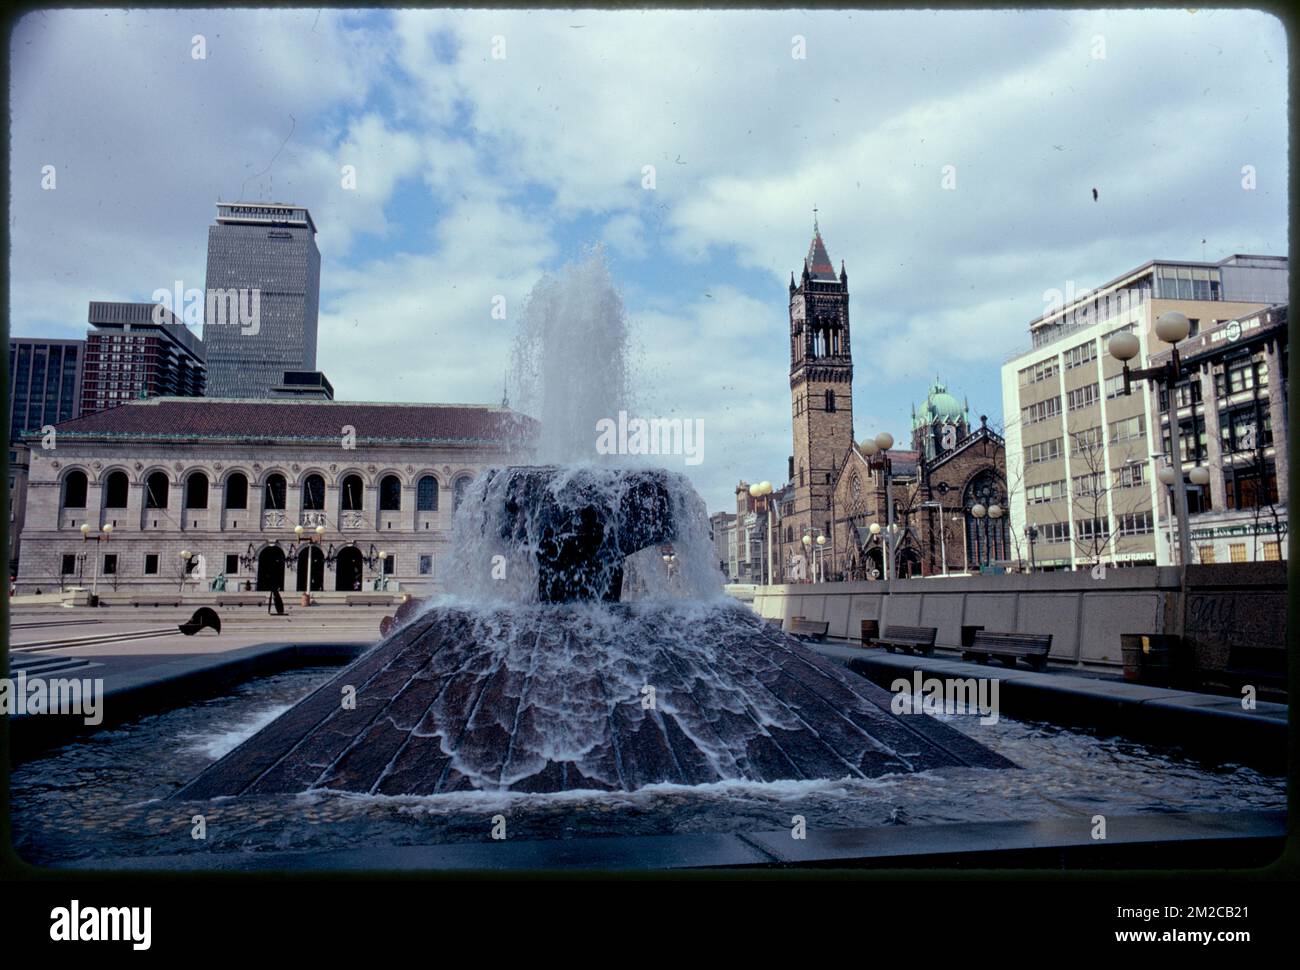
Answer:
top-left (876, 625), bottom-right (938, 656)
top-left (763, 617), bottom-right (783, 629)
top-left (346, 592), bottom-right (394, 607)
top-left (965, 630), bottom-right (1053, 671)
top-left (131, 595), bottom-right (182, 607)
top-left (215, 593), bottom-right (266, 607)
top-left (1221, 645), bottom-right (1287, 694)
top-left (787, 617), bottom-right (829, 642)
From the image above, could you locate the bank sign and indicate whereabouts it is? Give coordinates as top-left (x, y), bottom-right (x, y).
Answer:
top-left (1188, 519), bottom-right (1288, 541)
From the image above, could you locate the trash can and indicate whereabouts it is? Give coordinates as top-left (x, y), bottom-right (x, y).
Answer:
top-left (861, 619), bottom-right (880, 648)
top-left (1120, 634), bottom-right (1182, 686)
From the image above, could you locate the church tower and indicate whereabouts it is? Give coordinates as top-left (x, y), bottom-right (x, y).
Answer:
top-left (786, 214), bottom-right (854, 573)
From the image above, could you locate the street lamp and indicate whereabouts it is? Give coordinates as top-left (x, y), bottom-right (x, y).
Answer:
top-left (80, 522), bottom-right (113, 599)
top-left (1109, 310), bottom-right (1194, 565)
top-left (1026, 526), bottom-right (1039, 572)
top-left (970, 502), bottom-right (1003, 568)
top-left (861, 431), bottom-right (896, 589)
top-left (748, 480), bottom-right (774, 585)
top-left (816, 533), bottom-right (827, 583)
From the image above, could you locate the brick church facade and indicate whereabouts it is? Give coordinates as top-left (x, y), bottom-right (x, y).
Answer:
top-left (777, 220), bottom-right (1010, 581)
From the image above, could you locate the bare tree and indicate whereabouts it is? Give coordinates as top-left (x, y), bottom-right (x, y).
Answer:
top-left (1066, 429), bottom-right (1149, 567)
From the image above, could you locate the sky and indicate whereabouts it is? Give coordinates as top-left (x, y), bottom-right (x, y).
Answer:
top-left (8, 8), bottom-right (1289, 512)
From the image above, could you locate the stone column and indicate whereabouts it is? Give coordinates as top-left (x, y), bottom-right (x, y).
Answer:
top-left (211, 478), bottom-right (225, 531)
top-left (401, 483), bottom-right (417, 531)
top-left (1263, 339), bottom-right (1289, 503)
top-left (127, 480), bottom-right (145, 531)
top-left (285, 475), bottom-right (303, 537)
top-left (250, 472), bottom-right (266, 534)
top-left (1198, 364), bottom-right (1226, 511)
top-left (87, 478), bottom-right (104, 531)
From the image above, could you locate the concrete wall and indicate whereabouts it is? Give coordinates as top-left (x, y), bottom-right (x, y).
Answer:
top-left (750, 563), bottom-right (1286, 667)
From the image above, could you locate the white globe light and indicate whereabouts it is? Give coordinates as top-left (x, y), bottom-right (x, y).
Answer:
top-left (971, 503), bottom-right (986, 518)
top-left (102, 524), bottom-right (113, 534)
top-left (180, 550), bottom-right (191, 560)
top-left (874, 432), bottom-right (894, 451)
top-left (861, 440), bottom-right (879, 457)
top-left (295, 525), bottom-right (305, 537)
top-left (1108, 332), bottom-right (1140, 362)
top-left (379, 551), bottom-right (387, 560)
top-left (1189, 466), bottom-right (1211, 486)
top-left (80, 523), bottom-right (91, 535)
top-left (315, 525), bottom-right (326, 536)
top-left (1155, 311), bottom-right (1191, 344)
top-left (748, 483), bottom-right (760, 497)
top-left (759, 481), bottom-right (772, 494)
top-left (801, 534), bottom-right (812, 546)
top-left (1157, 466), bottom-right (1177, 485)
top-left (989, 504), bottom-right (1003, 519)
top-left (816, 535), bottom-right (827, 546)
top-left (869, 522), bottom-right (881, 535)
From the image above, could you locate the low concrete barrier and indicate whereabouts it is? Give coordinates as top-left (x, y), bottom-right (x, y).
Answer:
top-left (748, 563), bottom-right (1286, 670)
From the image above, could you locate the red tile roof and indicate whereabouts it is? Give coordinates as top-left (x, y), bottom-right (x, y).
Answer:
top-left (806, 230), bottom-right (838, 280)
top-left (43, 397), bottom-right (535, 444)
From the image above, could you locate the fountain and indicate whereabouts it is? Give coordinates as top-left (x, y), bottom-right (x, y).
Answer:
top-left (175, 251), bottom-right (1013, 801)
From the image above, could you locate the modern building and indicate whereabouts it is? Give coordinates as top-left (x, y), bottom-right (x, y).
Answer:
top-left (1148, 303), bottom-right (1288, 564)
top-left (8, 337), bottom-right (84, 439)
top-left (82, 301), bottom-right (205, 414)
top-left (202, 202), bottom-right (321, 398)
top-left (270, 370), bottom-right (334, 400)
top-left (1001, 254), bottom-right (1288, 568)
top-left (15, 397), bottom-right (533, 596)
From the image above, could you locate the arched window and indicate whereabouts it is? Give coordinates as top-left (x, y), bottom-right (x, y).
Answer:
top-left (103, 471), bottom-right (129, 509)
top-left (62, 470), bottom-right (88, 509)
top-left (417, 475), bottom-right (439, 511)
top-left (225, 473), bottom-right (248, 510)
top-left (144, 471), bottom-right (169, 509)
top-left (185, 472), bottom-right (209, 509)
top-left (264, 473), bottom-right (287, 511)
top-left (379, 475), bottom-right (402, 511)
top-left (341, 475), bottom-right (364, 511)
top-left (453, 476), bottom-right (472, 510)
top-left (963, 468), bottom-right (1009, 567)
top-left (302, 474), bottom-right (325, 511)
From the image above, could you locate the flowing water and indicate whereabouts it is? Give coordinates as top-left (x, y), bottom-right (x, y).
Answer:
top-left (9, 665), bottom-right (1284, 866)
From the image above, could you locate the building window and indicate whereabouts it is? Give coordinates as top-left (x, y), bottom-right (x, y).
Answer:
top-left (379, 475), bottom-right (402, 511)
top-left (144, 471), bottom-right (169, 509)
top-left (417, 476), bottom-right (439, 512)
top-left (225, 473), bottom-right (248, 509)
top-left (1198, 545), bottom-right (1216, 564)
top-left (1229, 543), bottom-right (1247, 563)
top-left (264, 474), bottom-right (287, 510)
top-left (185, 472), bottom-right (209, 510)
top-left (419, 554), bottom-right (433, 575)
top-left (341, 475), bottom-right (364, 511)
top-left (145, 554), bottom-right (159, 575)
top-left (1067, 383), bottom-right (1100, 411)
top-left (1116, 511), bottom-right (1154, 536)
top-left (825, 390), bottom-right (836, 412)
top-left (103, 554), bottom-right (118, 575)
top-left (1062, 341), bottom-right (1096, 370)
top-left (1024, 438), bottom-right (1062, 465)
top-left (302, 474), bottom-right (326, 511)
top-left (1109, 414), bottom-right (1145, 443)
top-left (225, 553), bottom-right (239, 575)
top-left (61, 554), bottom-right (77, 575)
top-left (62, 470), bottom-right (88, 509)
top-left (1263, 542), bottom-right (1281, 561)
top-left (102, 471), bottom-right (130, 509)
top-left (382, 555), bottom-right (395, 576)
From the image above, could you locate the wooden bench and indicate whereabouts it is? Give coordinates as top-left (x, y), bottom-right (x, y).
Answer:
top-left (215, 593), bottom-right (266, 607)
top-left (1221, 645), bottom-right (1287, 694)
top-left (346, 593), bottom-right (394, 607)
top-left (877, 625), bottom-right (938, 656)
top-left (131, 595), bottom-right (182, 607)
top-left (787, 617), bottom-right (829, 642)
top-left (763, 617), bottom-right (784, 629)
top-left (965, 630), bottom-right (1052, 671)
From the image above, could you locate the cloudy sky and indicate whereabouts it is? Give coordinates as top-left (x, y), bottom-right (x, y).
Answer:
top-left (9, 8), bottom-right (1288, 511)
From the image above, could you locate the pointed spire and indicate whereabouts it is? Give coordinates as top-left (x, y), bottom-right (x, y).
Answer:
top-left (805, 213), bottom-right (836, 280)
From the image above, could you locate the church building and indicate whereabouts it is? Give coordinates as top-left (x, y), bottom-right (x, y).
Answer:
top-left (778, 219), bottom-right (1010, 581)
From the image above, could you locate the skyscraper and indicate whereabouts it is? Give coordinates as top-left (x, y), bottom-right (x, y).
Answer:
top-left (201, 202), bottom-right (321, 397)
top-left (8, 337), bottom-right (84, 439)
